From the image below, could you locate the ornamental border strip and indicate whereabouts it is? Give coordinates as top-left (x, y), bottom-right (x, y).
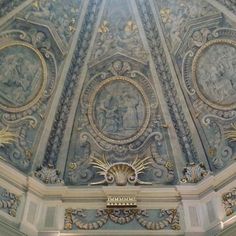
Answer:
top-left (44, 0), bottom-right (103, 166)
top-left (136, 0), bottom-right (198, 164)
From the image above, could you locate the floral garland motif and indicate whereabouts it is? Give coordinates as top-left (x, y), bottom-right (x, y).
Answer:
top-left (222, 188), bottom-right (236, 216)
top-left (0, 187), bottom-right (20, 217)
top-left (64, 208), bottom-right (181, 230)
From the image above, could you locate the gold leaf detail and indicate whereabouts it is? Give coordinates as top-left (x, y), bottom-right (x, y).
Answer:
top-left (225, 123), bottom-right (236, 142)
top-left (160, 8), bottom-right (172, 23)
top-left (90, 155), bottom-right (152, 186)
top-left (98, 21), bottom-right (109, 33)
top-left (32, 0), bottom-right (40, 10)
top-left (124, 21), bottom-right (137, 32)
top-left (0, 127), bottom-right (18, 147)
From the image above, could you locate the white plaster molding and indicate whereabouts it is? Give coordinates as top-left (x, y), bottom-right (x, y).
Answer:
top-left (38, 232), bottom-right (60, 236)
top-left (0, 160), bottom-right (27, 191)
top-left (176, 162), bottom-right (236, 199)
top-left (59, 230), bottom-right (184, 236)
top-left (0, 159), bottom-right (235, 235)
top-left (0, 160), bottom-right (235, 201)
top-left (20, 192), bottom-right (44, 235)
top-left (0, 217), bottom-right (26, 236)
top-left (206, 0), bottom-right (236, 23)
top-left (102, 186), bottom-right (141, 196)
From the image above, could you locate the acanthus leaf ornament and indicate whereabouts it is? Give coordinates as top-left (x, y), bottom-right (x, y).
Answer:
top-left (0, 126), bottom-right (18, 148)
top-left (181, 162), bottom-right (208, 183)
top-left (90, 155), bottom-right (152, 186)
top-left (0, 187), bottom-right (20, 217)
top-left (44, 0), bottom-right (102, 166)
top-left (224, 123), bottom-right (236, 142)
top-left (222, 187), bottom-right (236, 216)
top-left (65, 57), bottom-right (178, 185)
top-left (64, 208), bottom-right (181, 231)
top-left (34, 164), bottom-right (64, 184)
top-left (0, 25), bottom-right (59, 172)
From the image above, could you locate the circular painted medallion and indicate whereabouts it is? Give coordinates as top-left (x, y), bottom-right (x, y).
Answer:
top-left (88, 76), bottom-right (151, 144)
top-left (192, 39), bottom-right (236, 110)
top-left (0, 41), bottom-right (47, 112)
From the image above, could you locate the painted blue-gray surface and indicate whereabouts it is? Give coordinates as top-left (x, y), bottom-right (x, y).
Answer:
top-left (0, 0), bottom-right (25, 18)
top-left (0, 0), bottom-right (235, 184)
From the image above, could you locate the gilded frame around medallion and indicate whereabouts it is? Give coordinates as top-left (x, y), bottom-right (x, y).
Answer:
top-left (0, 41), bottom-right (47, 113)
top-left (87, 76), bottom-right (151, 145)
top-left (192, 39), bottom-right (236, 111)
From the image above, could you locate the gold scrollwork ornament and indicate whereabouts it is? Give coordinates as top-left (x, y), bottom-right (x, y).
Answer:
top-left (87, 76), bottom-right (151, 145)
top-left (0, 41), bottom-right (47, 113)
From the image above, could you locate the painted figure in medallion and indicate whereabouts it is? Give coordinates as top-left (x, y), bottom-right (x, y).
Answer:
top-left (195, 42), bottom-right (236, 107)
top-left (0, 45), bottom-right (43, 108)
top-left (94, 80), bottom-right (145, 140)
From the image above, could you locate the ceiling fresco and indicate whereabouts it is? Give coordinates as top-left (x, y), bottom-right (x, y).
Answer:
top-left (0, 0), bottom-right (235, 187)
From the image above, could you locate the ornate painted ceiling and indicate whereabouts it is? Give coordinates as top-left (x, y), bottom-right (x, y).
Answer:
top-left (0, 0), bottom-right (236, 187)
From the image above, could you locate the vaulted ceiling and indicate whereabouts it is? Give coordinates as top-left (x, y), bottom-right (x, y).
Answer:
top-left (0, 0), bottom-right (236, 187)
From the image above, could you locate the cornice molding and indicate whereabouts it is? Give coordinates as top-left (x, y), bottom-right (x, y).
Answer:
top-left (0, 160), bottom-right (235, 202)
top-left (60, 230), bottom-right (184, 236)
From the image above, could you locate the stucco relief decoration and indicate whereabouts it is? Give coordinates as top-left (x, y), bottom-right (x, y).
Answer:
top-left (181, 27), bottom-right (236, 171)
top-left (192, 39), bottom-right (236, 111)
top-left (91, 0), bottom-right (147, 62)
top-left (157, 0), bottom-right (218, 50)
top-left (23, 0), bottom-right (81, 49)
top-left (181, 162), bottom-right (208, 183)
top-left (78, 60), bottom-right (158, 154)
top-left (0, 28), bottom-right (57, 171)
top-left (64, 208), bottom-right (180, 231)
top-left (222, 187), bottom-right (236, 216)
top-left (225, 123), bottom-right (236, 142)
top-left (0, 127), bottom-right (18, 148)
top-left (203, 120), bottom-right (233, 170)
top-left (66, 59), bottom-right (176, 185)
top-left (90, 155), bottom-right (152, 186)
top-left (0, 41), bottom-right (47, 113)
top-left (182, 29), bottom-right (236, 112)
top-left (34, 164), bottom-right (64, 184)
top-left (0, 187), bottom-right (20, 217)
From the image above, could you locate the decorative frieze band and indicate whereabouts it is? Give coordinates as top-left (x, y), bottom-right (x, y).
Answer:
top-left (222, 187), bottom-right (236, 216)
top-left (0, 187), bottom-right (20, 217)
top-left (64, 208), bottom-right (180, 231)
